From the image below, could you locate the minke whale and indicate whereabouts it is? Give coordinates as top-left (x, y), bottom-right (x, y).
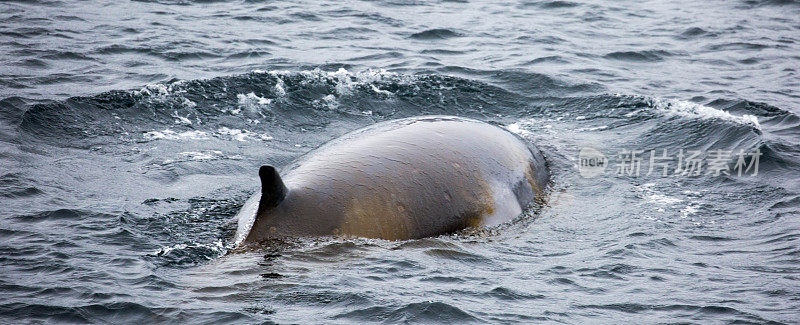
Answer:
top-left (233, 116), bottom-right (548, 246)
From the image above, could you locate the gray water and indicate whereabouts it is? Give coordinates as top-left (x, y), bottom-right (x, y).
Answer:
top-left (1, 0), bottom-right (799, 323)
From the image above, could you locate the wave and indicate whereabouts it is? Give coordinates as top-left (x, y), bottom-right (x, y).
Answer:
top-left (409, 28), bottom-right (463, 40)
top-left (741, 0), bottom-right (800, 7)
top-left (603, 50), bottom-right (673, 62)
top-left (14, 69), bottom-right (796, 182)
top-left (576, 303), bottom-right (777, 323)
top-left (16, 69), bottom-right (526, 147)
top-left (647, 98), bottom-right (760, 128)
top-left (334, 301), bottom-right (480, 323)
top-left (518, 0), bottom-right (580, 9)
top-left (0, 173), bottom-right (43, 198)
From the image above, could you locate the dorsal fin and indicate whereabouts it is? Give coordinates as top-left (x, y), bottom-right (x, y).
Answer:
top-left (258, 165), bottom-right (287, 209)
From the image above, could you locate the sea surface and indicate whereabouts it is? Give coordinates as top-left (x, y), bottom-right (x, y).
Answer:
top-left (1, 0), bottom-right (800, 323)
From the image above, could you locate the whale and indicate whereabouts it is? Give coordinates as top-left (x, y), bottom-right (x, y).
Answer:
top-left (233, 115), bottom-right (548, 246)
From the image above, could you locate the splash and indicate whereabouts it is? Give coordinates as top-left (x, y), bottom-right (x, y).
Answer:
top-left (647, 98), bottom-right (760, 129)
top-left (142, 128), bottom-right (272, 142)
top-left (254, 67), bottom-right (415, 97)
top-left (143, 129), bottom-right (210, 141)
top-left (237, 92), bottom-right (272, 112)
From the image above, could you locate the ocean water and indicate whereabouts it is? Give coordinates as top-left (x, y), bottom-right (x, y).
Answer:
top-left (1, 0), bottom-right (800, 323)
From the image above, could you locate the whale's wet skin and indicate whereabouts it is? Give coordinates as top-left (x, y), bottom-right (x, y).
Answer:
top-left (2, 0), bottom-right (800, 323)
top-left (235, 116), bottom-right (548, 245)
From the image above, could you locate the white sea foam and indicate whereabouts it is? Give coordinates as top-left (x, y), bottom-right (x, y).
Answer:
top-left (143, 128), bottom-right (272, 142)
top-left (236, 92), bottom-right (272, 112)
top-left (636, 183), bottom-right (684, 206)
top-left (680, 204), bottom-right (699, 218)
top-left (647, 193), bottom-right (684, 205)
top-left (576, 125), bottom-right (608, 132)
top-left (217, 127), bottom-right (274, 142)
top-left (317, 94), bottom-right (339, 110)
top-left (172, 111), bottom-right (192, 125)
top-left (256, 67), bottom-right (413, 96)
top-left (250, 68), bottom-right (423, 112)
top-left (134, 80), bottom-right (199, 112)
top-left (143, 129), bottom-right (210, 141)
top-left (505, 122), bottom-right (529, 136)
top-left (135, 80), bottom-right (188, 98)
top-left (178, 150), bottom-right (224, 161)
top-left (153, 239), bottom-right (226, 257)
top-left (648, 98), bottom-right (760, 129)
top-left (505, 118), bottom-right (557, 137)
top-left (274, 77), bottom-right (287, 96)
top-left (181, 98), bottom-right (196, 108)
top-left (136, 83), bottom-right (171, 97)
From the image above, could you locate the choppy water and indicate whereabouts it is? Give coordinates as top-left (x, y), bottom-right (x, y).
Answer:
top-left (2, 0), bottom-right (800, 323)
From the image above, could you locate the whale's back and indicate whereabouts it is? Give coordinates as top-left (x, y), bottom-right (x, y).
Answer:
top-left (239, 116), bottom-right (548, 242)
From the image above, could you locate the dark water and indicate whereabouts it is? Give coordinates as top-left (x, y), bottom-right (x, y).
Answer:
top-left (2, 0), bottom-right (800, 323)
